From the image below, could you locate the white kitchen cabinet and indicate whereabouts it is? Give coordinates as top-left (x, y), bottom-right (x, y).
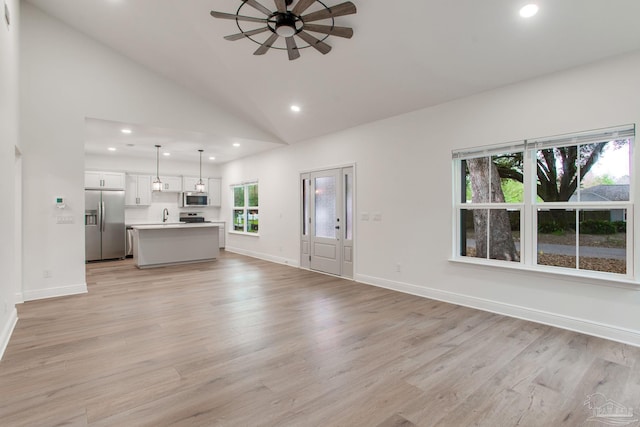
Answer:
top-left (182, 176), bottom-right (207, 193)
top-left (125, 174), bottom-right (152, 206)
top-left (208, 178), bottom-right (222, 207)
top-left (85, 171), bottom-right (125, 190)
top-left (158, 176), bottom-right (182, 192)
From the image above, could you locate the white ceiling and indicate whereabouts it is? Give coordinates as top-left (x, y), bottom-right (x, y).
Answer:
top-left (27, 0), bottom-right (640, 164)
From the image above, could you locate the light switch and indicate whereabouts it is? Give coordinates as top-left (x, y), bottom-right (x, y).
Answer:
top-left (56, 216), bottom-right (74, 224)
top-left (373, 212), bottom-right (382, 221)
top-left (361, 212), bottom-right (369, 221)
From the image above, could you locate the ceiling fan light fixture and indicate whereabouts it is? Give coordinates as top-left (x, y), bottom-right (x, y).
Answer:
top-left (210, 1), bottom-right (357, 60)
top-left (275, 13), bottom-right (298, 37)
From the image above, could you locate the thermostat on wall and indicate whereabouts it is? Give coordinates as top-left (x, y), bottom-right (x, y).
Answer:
top-left (55, 197), bottom-right (66, 209)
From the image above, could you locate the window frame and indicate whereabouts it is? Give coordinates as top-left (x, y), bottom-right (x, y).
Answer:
top-left (231, 181), bottom-right (259, 235)
top-left (452, 125), bottom-right (636, 286)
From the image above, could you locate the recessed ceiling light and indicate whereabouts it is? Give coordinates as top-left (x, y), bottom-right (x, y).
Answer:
top-left (108, 147), bottom-right (116, 151)
top-left (233, 143), bottom-right (241, 147)
top-left (519, 4), bottom-right (538, 18)
top-left (163, 152), bottom-right (170, 156)
top-left (290, 105), bottom-right (301, 113)
top-left (209, 156), bottom-right (216, 160)
top-left (121, 128), bottom-right (132, 134)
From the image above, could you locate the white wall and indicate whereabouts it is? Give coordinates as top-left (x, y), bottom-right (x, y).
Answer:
top-left (0, 0), bottom-right (20, 359)
top-left (19, 3), bottom-right (278, 301)
top-left (223, 50), bottom-right (640, 345)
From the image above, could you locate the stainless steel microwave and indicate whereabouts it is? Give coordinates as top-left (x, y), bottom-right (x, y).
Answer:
top-left (180, 192), bottom-right (209, 207)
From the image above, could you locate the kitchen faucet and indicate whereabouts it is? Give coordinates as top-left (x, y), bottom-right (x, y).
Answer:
top-left (162, 208), bottom-right (169, 223)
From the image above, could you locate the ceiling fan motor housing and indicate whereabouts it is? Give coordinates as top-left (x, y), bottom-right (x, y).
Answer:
top-left (273, 12), bottom-right (301, 37)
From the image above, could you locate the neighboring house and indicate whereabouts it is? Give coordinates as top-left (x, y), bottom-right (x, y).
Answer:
top-left (569, 184), bottom-right (629, 221)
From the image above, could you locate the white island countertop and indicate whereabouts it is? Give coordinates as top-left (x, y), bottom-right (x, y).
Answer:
top-left (132, 223), bottom-right (220, 268)
top-left (130, 223), bottom-right (220, 230)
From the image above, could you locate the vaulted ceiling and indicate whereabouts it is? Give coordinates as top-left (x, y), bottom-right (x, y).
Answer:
top-left (26, 0), bottom-right (640, 162)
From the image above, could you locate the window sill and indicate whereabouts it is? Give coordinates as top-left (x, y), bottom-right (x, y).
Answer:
top-left (228, 231), bottom-right (260, 237)
top-left (448, 257), bottom-right (640, 290)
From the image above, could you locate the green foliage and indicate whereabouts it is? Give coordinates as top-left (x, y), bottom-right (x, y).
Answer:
top-left (579, 220), bottom-right (616, 235)
top-left (612, 221), bottom-right (627, 233)
top-left (248, 184), bottom-right (259, 207)
top-left (501, 179), bottom-right (524, 203)
top-left (233, 187), bottom-right (245, 207)
top-left (538, 221), bottom-right (565, 234)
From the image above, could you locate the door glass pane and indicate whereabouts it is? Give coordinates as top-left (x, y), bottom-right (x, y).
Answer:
top-left (315, 176), bottom-right (336, 238)
top-left (345, 173), bottom-right (353, 240)
top-left (302, 179), bottom-right (309, 236)
top-left (578, 209), bottom-right (626, 274)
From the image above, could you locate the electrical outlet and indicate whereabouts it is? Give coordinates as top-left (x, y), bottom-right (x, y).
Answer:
top-left (43, 270), bottom-right (52, 278)
top-left (395, 263), bottom-right (401, 273)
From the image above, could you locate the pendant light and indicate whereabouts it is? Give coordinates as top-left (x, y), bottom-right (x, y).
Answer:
top-left (152, 144), bottom-right (163, 191)
top-left (195, 149), bottom-right (205, 193)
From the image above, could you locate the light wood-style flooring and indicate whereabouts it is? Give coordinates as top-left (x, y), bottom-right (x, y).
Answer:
top-left (2, 251), bottom-right (640, 426)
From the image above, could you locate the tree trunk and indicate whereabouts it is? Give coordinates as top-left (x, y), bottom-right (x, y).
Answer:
top-left (467, 158), bottom-right (520, 261)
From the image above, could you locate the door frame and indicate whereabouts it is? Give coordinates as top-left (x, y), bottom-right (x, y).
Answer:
top-left (300, 163), bottom-right (356, 279)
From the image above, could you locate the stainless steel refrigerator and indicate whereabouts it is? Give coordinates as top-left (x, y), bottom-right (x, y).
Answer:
top-left (85, 190), bottom-right (125, 261)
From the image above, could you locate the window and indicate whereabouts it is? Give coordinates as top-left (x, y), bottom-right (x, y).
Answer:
top-left (232, 182), bottom-right (259, 234)
top-left (453, 125), bottom-right (635, 281)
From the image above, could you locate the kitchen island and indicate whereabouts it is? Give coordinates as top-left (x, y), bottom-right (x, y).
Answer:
top-left (131, 223), bottom-right (219, 268)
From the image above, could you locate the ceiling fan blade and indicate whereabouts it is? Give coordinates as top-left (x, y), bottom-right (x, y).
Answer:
top-left (274, 0), bottom-right (287, 13)
top-left (301, 1), bottom-right (356, 23)
top-left (242, 0), bottom-right (273, 16)
top-left (210, 11), bottom-right (268, 24)
top-left (302, 23), bottom-right (353, 38)
top-left (297, 31), bottom-right (331, 55)
top-left (254, 33), bottom-right (279, 55)
top-left (292, 0), bottom-right (316, 15)
top-left (286, 36), bottom-right (301, 60)
top-left (224, 27), bottom-right (271, 41)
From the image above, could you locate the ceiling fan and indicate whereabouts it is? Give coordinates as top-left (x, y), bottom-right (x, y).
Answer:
top-left (210, 0), bottom-right (356, 60)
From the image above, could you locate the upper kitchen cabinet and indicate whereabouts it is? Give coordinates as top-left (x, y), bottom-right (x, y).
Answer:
top-left (158, 176), bottom-right (182, 192)
top-left (208, 178), bottom-right (221, 206)
top-left (85, 171), bottom-right (125, 190)
top-left (182, 176), bottom-right (207, 193)
top-left (125, 175), bottom-right (152, 206)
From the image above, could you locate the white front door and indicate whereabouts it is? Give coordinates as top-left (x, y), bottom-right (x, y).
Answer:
top-left (301, 167), bottom-right (354, 277)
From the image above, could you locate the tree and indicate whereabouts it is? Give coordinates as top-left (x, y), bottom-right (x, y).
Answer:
top-left (466, 158), bottom-right (519, 261)
top-left (493, 140), bottom-right (628, 228)
top-left (493, 140), bottom-right (628, 203)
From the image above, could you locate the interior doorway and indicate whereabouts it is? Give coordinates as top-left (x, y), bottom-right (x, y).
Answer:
top-left (300, 166), bottom-right (354, 278)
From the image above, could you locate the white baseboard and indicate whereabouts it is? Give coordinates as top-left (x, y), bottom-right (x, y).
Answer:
top-left (225, 246), bottom-right (300, 268)
top-left (355, 274), bottom-right (640, 348)
top-left (23, 283), bottom-right (87, 302)
top-left (0, 308), bottom-right (18, 360)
